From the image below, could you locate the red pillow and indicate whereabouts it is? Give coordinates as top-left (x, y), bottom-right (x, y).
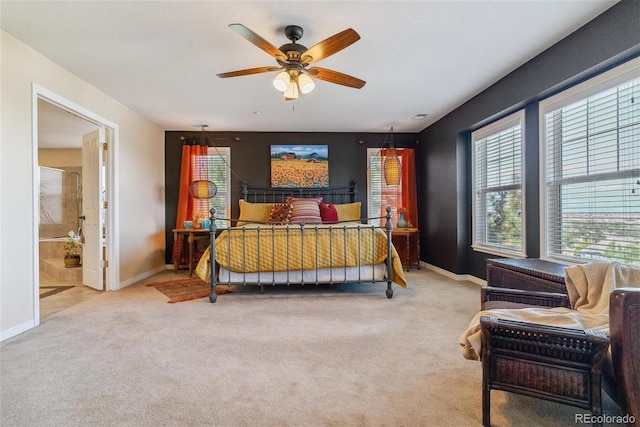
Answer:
top-left (319, 202), bottom-right (339, 224)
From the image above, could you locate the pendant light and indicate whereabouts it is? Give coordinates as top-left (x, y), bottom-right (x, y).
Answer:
top-left (383, 127), bottom-right (401, 186)
top-left (188, 180), bottom-right (217, 199)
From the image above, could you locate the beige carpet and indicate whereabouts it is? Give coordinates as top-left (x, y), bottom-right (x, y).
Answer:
top-left (0, 268), bottom-right (623, 426)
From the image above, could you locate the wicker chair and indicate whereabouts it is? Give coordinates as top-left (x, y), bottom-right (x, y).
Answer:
top-left (608, 288), bottom-right (640, 425)
top-left (480, 285), bottom-right (640, 427)
top-left (481, 286), bottom-right (570, 310)
top-left (486, 258), bottom-right (569, 294)
top-left (480, 316), bottom-right (610, 427)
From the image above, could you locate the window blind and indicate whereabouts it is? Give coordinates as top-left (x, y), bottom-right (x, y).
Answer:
top-left (472, 110), bottom-right (525, 256)
top-left (191, 147), bottom-right (231, 228)
top-left (542, 60), bottom-right (640, 266)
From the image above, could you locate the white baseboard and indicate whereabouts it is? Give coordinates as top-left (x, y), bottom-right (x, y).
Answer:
top-left (424, 263), bottom-right (486, 286)
top-left (1, 319), bottom-right (36, 342)
top-left (127, 262), bottom-right (487, 287)
top-left (3, 265), bottom-right (169, 341)
top-left (118, 265), bottom-right (167, 289)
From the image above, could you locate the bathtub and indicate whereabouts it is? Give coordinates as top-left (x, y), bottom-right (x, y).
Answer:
top-left (39, 237), bottom-right (83, 259)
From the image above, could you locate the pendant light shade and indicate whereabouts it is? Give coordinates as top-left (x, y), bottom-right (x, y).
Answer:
top-left (383, 145), bottom-right (402, 186)
top-left (382, 126), bottom-right (401, 186)
top-left (189, 180), bottom-right (217, 199)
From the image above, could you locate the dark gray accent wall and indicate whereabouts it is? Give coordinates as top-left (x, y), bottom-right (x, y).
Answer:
top-left (418, 0), bottom-right (640, 278)
top-left (164, 1), bottom-right (639, 275)
top-left (164, 131), bottom-right (417, 264)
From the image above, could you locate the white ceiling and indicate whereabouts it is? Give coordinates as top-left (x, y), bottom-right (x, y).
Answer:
top-left (2, 0), bottom-right (618, 139)
top-left (37, 99), bottom-right (100, 148)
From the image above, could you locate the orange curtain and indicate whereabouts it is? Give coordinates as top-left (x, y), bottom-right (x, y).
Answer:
top-left (399, 149), bottom-right (418, 229)
top-left (379, 148), bottom-right (418, 228)
top-left (173, 143), bottom-right (208, 263)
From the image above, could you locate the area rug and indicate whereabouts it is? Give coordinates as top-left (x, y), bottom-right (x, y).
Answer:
top-left (146, 278), bottom-right (231, 303)
top-left (39, 285), bottom-right (75, 299)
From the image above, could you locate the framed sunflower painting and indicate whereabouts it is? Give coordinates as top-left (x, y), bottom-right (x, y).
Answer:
top-left (270, 145), bottom-right (329, 188)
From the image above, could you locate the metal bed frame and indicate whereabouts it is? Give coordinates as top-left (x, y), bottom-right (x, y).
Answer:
top-left (205, 182), bottom-right (395, 302)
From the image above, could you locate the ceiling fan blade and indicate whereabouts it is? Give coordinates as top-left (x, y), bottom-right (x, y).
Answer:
top-left (307, 67), bottom-right (366, 89)
top-left (229, 24), bottom-right (287, 61)
top-left (301, 28), bottom-right (360, 64)
top-left (217, 66), bottom-right (281, 78)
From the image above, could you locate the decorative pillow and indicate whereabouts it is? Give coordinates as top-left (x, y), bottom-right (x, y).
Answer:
top-left (334, 202), bottom-right (361, 222)
top-left (319, 202), bottom-right (339, 224)
top-left (237, 200), bottom-right (274, 226)
top-left (268, 203), bottom-right (292, 224)
top-left (287, 197), bottom-right (322, 223)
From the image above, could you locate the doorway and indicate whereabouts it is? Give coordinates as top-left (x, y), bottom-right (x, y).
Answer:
top-left (32, 85), bottom-right (119, 323)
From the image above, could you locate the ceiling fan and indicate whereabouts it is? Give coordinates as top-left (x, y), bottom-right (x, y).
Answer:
top-left (217, 24), bottom-right (366, 101)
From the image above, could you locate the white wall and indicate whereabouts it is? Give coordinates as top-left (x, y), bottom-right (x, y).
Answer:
top-left (39, 148), bottom-right (82, 167)
top-left (0, 30), bottom-right (166, 339)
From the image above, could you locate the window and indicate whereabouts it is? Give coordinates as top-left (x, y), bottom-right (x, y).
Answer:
top-left (191, 147), bottom-right (231, 228)
top-left (541, 59), bottom-right (640, 266)
top-left (472, 110), bottom-right (525, 257)
top-left (367, 148), bottom-right (404, 226)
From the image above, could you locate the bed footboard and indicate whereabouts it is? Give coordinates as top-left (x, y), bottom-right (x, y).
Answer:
top-left (204, 207), bottom-right (395, 302)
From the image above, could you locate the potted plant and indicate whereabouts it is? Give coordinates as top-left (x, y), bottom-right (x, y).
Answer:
top-left (63, 231), bottom-right (82, 268)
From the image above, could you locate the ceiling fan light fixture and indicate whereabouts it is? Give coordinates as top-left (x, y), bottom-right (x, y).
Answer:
top-left (284, 78), bottom-right (299, 100)
top-left (219, 24), bottom-right (365, 102)
top-left (297, 73), bottom-right (315, 94)
top-left (273, 71), bottom-right (289, 92)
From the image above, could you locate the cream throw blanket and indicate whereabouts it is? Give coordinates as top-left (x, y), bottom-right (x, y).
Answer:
top-left (458, 261), bottom-right (640, 361)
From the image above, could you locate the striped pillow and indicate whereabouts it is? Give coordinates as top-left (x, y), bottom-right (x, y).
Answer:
top-left (287, 197), bottom-right (322, 224)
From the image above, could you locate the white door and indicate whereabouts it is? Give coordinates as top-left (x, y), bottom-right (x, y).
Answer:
top-left (82, 129), bottom-right (104, 290)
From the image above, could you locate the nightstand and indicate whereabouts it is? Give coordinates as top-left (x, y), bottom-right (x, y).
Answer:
top-left (392, 228), bottom-right (420, 271)
top-left (172, 228), bottom-right (212, 277)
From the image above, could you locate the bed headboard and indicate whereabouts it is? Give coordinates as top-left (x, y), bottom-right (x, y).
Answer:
top-left (242, 181), bottom-right (357, 204)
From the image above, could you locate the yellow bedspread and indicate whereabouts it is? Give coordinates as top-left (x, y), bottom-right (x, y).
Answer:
top-left (195, 223), bottom-right (407, 288)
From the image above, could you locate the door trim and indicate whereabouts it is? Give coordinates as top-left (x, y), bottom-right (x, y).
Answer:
top-left (31, 84), bottom-right (120, 325)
